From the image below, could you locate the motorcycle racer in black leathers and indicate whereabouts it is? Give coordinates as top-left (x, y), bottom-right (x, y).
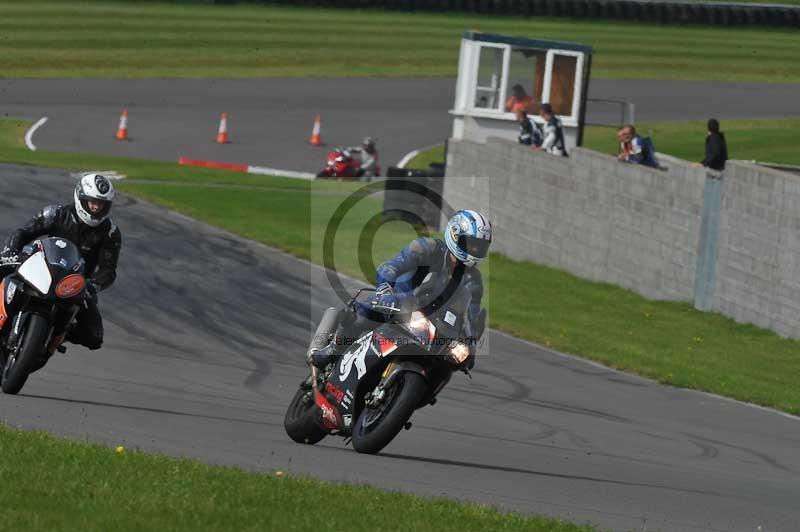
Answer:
top-left (1, 173), bottom-right (121, 351)
top-left (310, 209), bottom-right (492, 369)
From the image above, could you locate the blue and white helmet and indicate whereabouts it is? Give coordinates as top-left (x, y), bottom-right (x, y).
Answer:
top-left (444, 210), bottom-right (492, 267)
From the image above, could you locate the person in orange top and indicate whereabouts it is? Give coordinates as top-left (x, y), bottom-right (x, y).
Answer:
top-left (505, 84), bottom-right (534, 113)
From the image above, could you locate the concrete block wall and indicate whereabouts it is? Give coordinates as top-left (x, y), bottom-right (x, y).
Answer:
top-left (445, 138), bottom-right (800, 339)
top-left (445, 138), bottom-right (706, 302)
top-left (713, 161), bottom-right (800, 337)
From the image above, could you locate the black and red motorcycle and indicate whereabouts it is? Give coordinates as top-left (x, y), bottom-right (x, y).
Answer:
top-left (0, 237), bottom-right (89, 394)
top-left (284, 277), bottom-right (485, 454)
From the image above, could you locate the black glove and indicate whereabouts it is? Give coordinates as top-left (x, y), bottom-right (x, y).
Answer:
top-left (86, 281), bottom-right (100, 305)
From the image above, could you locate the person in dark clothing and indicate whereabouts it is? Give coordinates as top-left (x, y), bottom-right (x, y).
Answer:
top-left (701, 118), bottom-right (728, 171)
top-left (1, 173), bottom-right (121, 352)
top-left (535, 103), bottom-right (567, 156)
top-left (516, 110), bottom-right (542, 147)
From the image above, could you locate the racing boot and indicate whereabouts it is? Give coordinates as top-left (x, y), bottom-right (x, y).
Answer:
top-left (309, 342), bottom-right (339, 369)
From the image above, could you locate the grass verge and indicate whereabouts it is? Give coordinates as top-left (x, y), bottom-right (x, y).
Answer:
top-left (405, 144), bottom-right (446, 169)
top-left (406, 119), bottom-right (800, 168)
top-left (1, 1), bottom-right (799, 81)
top-left (583, 119), bottom-right (800, 166)
top-left (2, 119), bottom-right (799, 415)
top-left (0, 425), bottom-right (594, 532)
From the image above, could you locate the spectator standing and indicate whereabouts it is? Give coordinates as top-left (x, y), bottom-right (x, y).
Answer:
top-left (536, 103), bottom-right (567, 156)
top-left (618, 124), bottom-right (658, 168)
top-left (516, 110), bottom-right (542, 147)
top-left (701, 118), bottom-right (728, 171)
top-left (505, 84), bottom-right (535, 113)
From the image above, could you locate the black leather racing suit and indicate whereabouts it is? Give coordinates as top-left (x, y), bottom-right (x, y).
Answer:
top-left (2, 205), bottom-right (121, 349)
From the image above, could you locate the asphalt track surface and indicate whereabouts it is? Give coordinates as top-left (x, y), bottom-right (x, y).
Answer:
top-left (1, 164), bottom-right (799, 531)
top-left (3, 79), bottom-right (800, 173)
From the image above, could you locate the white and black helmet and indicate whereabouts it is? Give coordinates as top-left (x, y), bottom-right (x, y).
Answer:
top-left (444, 210), bottom-right (492, 268)
top-left (74, 173), bottom-right (114, 227)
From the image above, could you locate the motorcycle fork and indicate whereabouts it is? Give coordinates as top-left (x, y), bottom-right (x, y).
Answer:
top-left (364, 362), bottom-right (398, 408)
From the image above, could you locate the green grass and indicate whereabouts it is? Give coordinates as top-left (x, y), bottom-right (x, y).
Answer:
top-left (2, 119), bottom-right (800, 414)
top-left (405, 119), bottom-right (800, 169)
top-left (406, 144), bottom-right (446, 169)
top-left (0, 119), bottom-right (29, 150)
top-left (0, 425), bottom-right (593, 532)
top-left (584, 119), bottom-right (800, 166)
top-left (2, 1), bottom-right (800, 81)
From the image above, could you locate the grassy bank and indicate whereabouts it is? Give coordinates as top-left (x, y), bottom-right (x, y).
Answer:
top-left (1, 1), bottom-right (799, 81)
top-left (2, 119), bottom-right (799, 414)
top-left (407, 119), bottom-right (800, 168)
top-left (0, 425), bottom-right (593, 532)
top-left (583, 119), bottom-right (800, 166)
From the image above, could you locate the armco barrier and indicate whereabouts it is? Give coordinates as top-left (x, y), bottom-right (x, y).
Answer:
top-left (249, 0), bottom-right (800, 26)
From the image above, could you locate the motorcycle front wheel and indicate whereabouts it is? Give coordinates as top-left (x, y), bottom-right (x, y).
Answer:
top-left (2, 314), bottom-right (50, 395)
top-left (352, 372), bottom-right (426, 455)
top-left (284, 385), bottom-right (328, 445)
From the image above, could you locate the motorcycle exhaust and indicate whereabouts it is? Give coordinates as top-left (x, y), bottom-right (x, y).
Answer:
top-left (306, 307), bottom-right (341, 364)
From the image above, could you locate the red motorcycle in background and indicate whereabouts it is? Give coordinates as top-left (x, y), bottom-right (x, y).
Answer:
top-left (317, 148), bottom-right (363, 179)
top-left (316, 144), bottom-right (381, 180)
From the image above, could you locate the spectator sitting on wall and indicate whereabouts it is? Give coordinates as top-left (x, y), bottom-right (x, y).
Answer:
top-left (516, 110), bottom-right (542, 147)
top-left (534, 103), bottom-right (567, 156)
top-left (701, 118), bottom-right (728, 171)
top-left (616, 126), bottom-right (626, 149)
top-left (505, 84), bottom-right (534, 113)
top-left (618, 124), bottom-right (658, 168)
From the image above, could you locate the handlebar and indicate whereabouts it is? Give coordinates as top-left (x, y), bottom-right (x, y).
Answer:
top-left (348, 287), bottom-right (402, 314)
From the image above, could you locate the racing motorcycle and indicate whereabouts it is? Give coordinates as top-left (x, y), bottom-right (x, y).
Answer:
top-left (0, 237), bottom-right (89, 394)
top-left (284, 275), bottom-right (485, 454)
top-left (316, 148), bottom-right (380, 180)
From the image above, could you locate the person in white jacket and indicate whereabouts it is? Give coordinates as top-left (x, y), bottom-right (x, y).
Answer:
top-left (535, 103), bottom-right (567, 157)
top-left (347, 137), bottom-right (380, 179)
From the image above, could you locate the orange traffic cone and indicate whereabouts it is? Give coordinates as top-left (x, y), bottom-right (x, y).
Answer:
top-left (215, 112), bottom-right (229, 144)
top-left (308, 115), bottom-right (323, 146)
top-left (115, 108), bottom-right (129, 141)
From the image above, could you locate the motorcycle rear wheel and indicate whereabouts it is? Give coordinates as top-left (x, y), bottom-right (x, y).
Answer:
top-left (284, 385), bottom-right (328, 445)
top-left (2, 314), bottom-right (50, 395)
top-left (352, 372), bottom-right (426, 455)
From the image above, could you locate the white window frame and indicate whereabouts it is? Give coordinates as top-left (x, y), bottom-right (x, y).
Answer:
top-left (542, 49), bottom-right (584, 125)
top-left (468, 42), bottom-right (510, 114)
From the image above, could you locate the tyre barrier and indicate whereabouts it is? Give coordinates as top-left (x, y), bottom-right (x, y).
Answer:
top-left (383, 166), bottom-right (445, 230)
top-left (255, 0), bottom-right (800, 26)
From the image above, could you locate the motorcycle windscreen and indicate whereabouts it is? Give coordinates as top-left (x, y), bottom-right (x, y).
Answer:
top-left (427, 280), bottom-right (473, 341)
top-left (17, 250), bottom-right (52, 295)
top-left (40, 237), bottom-right (83, 271)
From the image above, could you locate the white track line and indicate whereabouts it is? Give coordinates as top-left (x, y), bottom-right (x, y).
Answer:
top-left (396, 143), bottom-right (445, 169)
top-left (247, 165), bottom-right (315, 180)
top-left (24, 117), bottom-right (48, 151)
top-left (396, 148), bottom-right (420, 169)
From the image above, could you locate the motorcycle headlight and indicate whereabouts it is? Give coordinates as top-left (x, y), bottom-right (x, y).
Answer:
top-left (406, 311), bottom-right (436, 345)
top-left (447, 341), bottom-right (471, 365)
